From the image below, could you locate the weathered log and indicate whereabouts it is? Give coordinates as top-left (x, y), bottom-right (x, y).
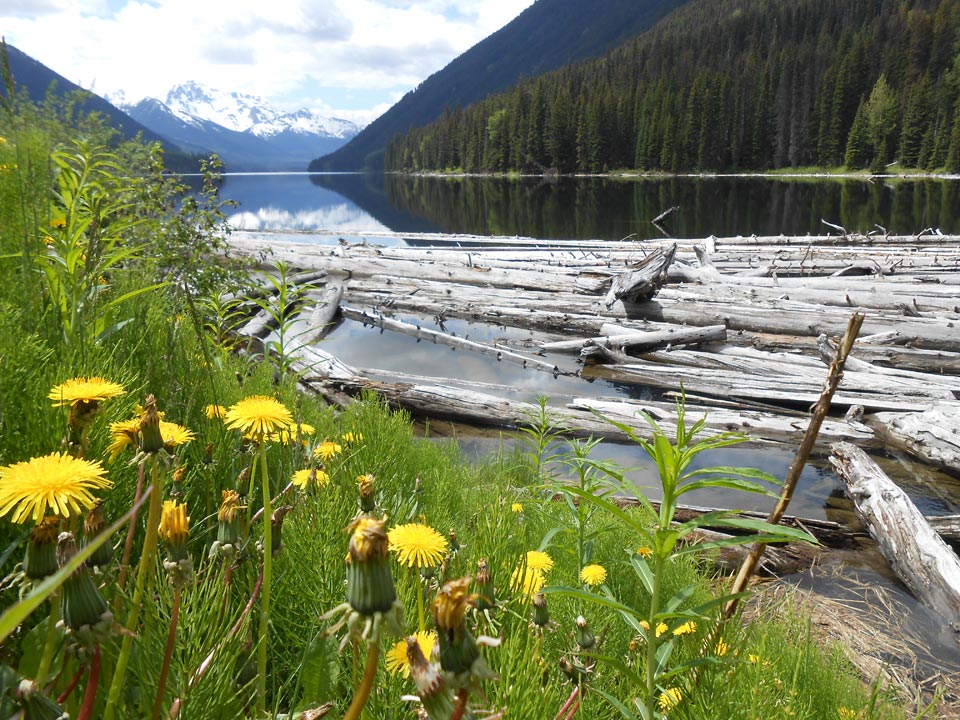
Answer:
top-left (604, 243), bottom-right (677, 307)
top-left (831, 442), bottom-right (960, 629)
top-left (283, 282), bottom-right (343, 345)
top-left (689, 527), bottom-right (822, 575)
top-left (341, 306), bottom-right (570, 376)
top-left (869, 405), bottom-right (960, 473)
top-left (540, 324), bottom-right (727, 354)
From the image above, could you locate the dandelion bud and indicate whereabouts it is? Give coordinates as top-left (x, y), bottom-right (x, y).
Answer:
top-left (81, 503), bottom-right (113, 568)
top-left (14, 679), bottom-right (68, 720)
top-left (57, 532), bottom-right (112, 637)
top-left (346, 517), bottom-right (397, 615)
top-left (139, 395), bottom-right (164, 454)
top-left (575, 615), bottom-right (595, 649)
top-left (170, 465), bottom-right (187, 501)
top-left (210, 490), bottom-right (242, 561)
top-left (202, 442), bottom-right (215, 465)
top-left (24, 517), bottom-right (60, 580)
top-left (357, 473), bottom-right (376, 513)
top-left (559, 656), bottom-right (588, 684)
top-left (473, 558), bottom-right (495, 612)
top-left (433, 577), bottom-right (495, 684)
top-left (448, 529), bottom-right (460, 553)
top-left (407, 636), bottom-right (456, 719)
top-left (235, 466), bottom-right (251, 497)
top-left (531, 592), bottom-right (550, 628)
top-left (270, 505), bottom-right (293, 556)
top-left (159, 500), bottom-right (193, 586)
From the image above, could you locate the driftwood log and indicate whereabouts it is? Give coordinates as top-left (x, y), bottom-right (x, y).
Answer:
top-left (604, 243), bottom-right (676, 307)
top-left (831, 442), bottom-right (960, 630)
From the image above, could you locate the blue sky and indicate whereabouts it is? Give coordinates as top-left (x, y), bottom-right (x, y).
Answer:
top-left (0, 0), bottom-right (535, 125)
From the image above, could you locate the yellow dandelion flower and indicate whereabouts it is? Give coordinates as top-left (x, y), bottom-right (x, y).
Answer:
top-left (524, 550), bottom-right (554, 573)
top-left (159, 500), bottom-right (190, 545)
top-left (341, 431), bottom-right (363, 444)
top-left (0, 453), bottom-right (111, 524)
top-left (658, 687), bottom-right (682, 712)
top-left (314, 440), bottom-right (342, 461)
top-left (107, 418), bottom-right (194, 461)
top-left (748, 653), bottom-right (761, 665)
top-left (838, 708), bottom-right (858, 720)
top-left (50, 217), bottom-right (67, 229)
top-left (510, 566), bottom-right (545, 597)
top-left (639, 620), bottom-right (668, 637)
top-left (579, 563), bottom-right (607, 586)
top-left (511, 502), bottom-right (523, 513)
top-left (292, 468), bottom-right (330, 490)
top-left (48, 376), bottom-right (125, 407)
top-left (636, 546), bottom-right (653, 558)
top-left (388, 522), bottom-right (448, 568)
top-left (672, 621), bottom-right (697, 636)
top-left (263, 422), bottom-right (316, 445)
top-left (161, 421), bottom-right (195, 448)
top-left (205, 404), bottom-right (226, 420)
top-left (385, 631), bottom-right (436, 677)
top-left (224, 395), bottom-right (294, 441)
top-left (715, 638), bottom-right (729, 656)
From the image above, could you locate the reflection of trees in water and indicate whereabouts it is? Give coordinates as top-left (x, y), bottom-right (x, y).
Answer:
top-left (379, 175), bottom-right (960, 240)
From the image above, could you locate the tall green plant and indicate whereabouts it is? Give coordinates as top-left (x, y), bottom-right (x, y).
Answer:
top-left (549, 398), bottom-right (817, 720)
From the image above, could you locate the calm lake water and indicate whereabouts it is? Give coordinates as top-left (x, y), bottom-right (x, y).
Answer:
top-left (220, 171), bottom-right (960, 661)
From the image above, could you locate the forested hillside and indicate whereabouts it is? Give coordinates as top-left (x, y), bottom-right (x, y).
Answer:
top-left (310, 0), bottom-right (690, 171)
top-left (386, 0), bottom-right (960, 174)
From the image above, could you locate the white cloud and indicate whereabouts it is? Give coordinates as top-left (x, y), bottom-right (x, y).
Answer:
top-left (1, 0), bottom-right (535, 120)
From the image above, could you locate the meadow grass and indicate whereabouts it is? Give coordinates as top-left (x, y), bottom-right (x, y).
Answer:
top-left (0, 87), bottom-right (928, 719)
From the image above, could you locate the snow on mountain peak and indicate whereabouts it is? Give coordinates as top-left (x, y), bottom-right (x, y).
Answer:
top-left (161, 81), bottom-right (358, 139)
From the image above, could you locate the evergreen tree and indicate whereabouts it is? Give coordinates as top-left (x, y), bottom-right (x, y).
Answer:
top-left (844, 98), bottom-right (871, 168)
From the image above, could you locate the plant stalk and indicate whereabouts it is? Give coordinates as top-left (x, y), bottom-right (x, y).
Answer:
top-left (343, 642), bottom-right (380, 720)
top-left (104, 457), bottom-right (164, 720)
top-left (115, 458), bottom-right (147, 605)
top-left (724, 312), bottom-right (864, 619)
top-left (150, 585), bottom-right (182, 720)
top-left (77, 645), bottom-right (102, 720)
top-left (256, 443), bottom-right (272, 712)
top-left (450, 688), bottom-right (471, 720)
top-left (646, 552), bottom-right (663, 720)
top-left (34, 596), bottom-right (60, 688)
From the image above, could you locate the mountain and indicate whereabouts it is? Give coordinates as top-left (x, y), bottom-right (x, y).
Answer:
top-left (387, 0), bottom-right (960, 174)
top-left (1, 43), bottom-right (199, 170)
top-left (119, 82), bottom-right (360, 172)
top-left (310, 0), bottom-right (692, 171)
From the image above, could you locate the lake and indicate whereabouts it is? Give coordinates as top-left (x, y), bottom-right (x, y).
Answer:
top-left (219, 171), bottom-right (960, 519)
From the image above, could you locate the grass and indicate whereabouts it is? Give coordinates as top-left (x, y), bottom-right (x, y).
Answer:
top-left (0, 86), bottom-right (938, 719)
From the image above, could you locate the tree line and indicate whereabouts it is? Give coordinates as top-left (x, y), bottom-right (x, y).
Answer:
top-left (385, 0), bottom-right (960, 174)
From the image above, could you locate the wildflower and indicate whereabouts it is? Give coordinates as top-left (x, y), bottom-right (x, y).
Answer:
top-left (292, 467), bottom-right (330, 490)
top-left (314, 440), bottom-right (342, 461)
top-left (159, 500), bottom-right (193, 587)
top-left (385, 630), bottom-right (436, 677)
top-left (524, 550), bottom-right (553, 573)
top-left (388, 522), bottom-right (448, 569)
top-left (511, 502), bottom-right (523, 513)
top-left (263, 422), bottom-right (315, 445)
top-left (48, 376), bottom-right (125, 407)
top-left (224, 395), bottom-right (294, 442)
top-left (510, 566), bottom-right (545, 597)
top-left (205, 404), bottom-right (226, 420)
top-left (50, 217), bottom-right (67, 229)
top-left (0, 453), bottom-right (111, 524)
top-left (658, 687), bottom-right (682, 712)
top-left (406, 634), bottom-right (457, 718)
top-left (715, 637), bottom-right (729, 656)
top-left (639, 620), bottom-right (668, 638)
top-left (58, 532), bottom-right (112, 638)
top-left (579, 563), bottom-right (607, 586)
top-left (433, 577), bottom-right (495, 680)
top-left (636, 546), bottom-right (653, 558)
top-left (341, 431), bottom-right (363, 444)
top-left (838, 708), bottom-right (858, 720)
top-left (107, 417), bottom-right (194, 461)
top-left (672, 620), bottom-right (697, 636)
top-left (209, 490), bottom-right (244, 561)
top-left (748, 653), bottom-right (761, 665)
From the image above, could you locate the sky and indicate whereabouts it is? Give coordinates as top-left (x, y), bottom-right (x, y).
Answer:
top-left (0, 0), bottom-right (536, 125)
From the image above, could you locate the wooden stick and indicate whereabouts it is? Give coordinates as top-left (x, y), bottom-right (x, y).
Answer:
top-left (724, 311), bottom-right (864, 619)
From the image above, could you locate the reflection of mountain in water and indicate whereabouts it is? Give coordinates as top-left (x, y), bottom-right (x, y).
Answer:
top-left (308, 173), bottom-right (445, 234)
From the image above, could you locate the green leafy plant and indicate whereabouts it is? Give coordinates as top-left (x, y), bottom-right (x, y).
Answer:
top-left (549, 397), bottom-right (817, 720)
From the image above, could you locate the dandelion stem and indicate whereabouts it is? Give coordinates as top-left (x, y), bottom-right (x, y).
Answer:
top-left (450, 688), bottom-right (471, 720)
top-left (104, 458), bottom-right (163, 720)
top-left (34, 596), bottom-right (60, 688)
top-left (115, 458), bottom-right (146, 604)
top-left (343, 642), bottom-right (380, 720)
top-left (150, 585), bottom-right (182, 720)
top-left (56, 665), bottom-right (85, 704)
top-left (416, 571), bottom-right (426, 633)
top-left (256, 443), bottom-right (272, 713)
top-left (77, 645), bottom-right (101, 720)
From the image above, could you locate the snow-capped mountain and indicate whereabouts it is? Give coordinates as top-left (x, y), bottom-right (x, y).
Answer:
top-left (114, 82), bottom-right (361, 171)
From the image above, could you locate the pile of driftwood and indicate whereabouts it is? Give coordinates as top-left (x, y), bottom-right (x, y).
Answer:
top-left (227, 230), bottom-right (960, 626)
